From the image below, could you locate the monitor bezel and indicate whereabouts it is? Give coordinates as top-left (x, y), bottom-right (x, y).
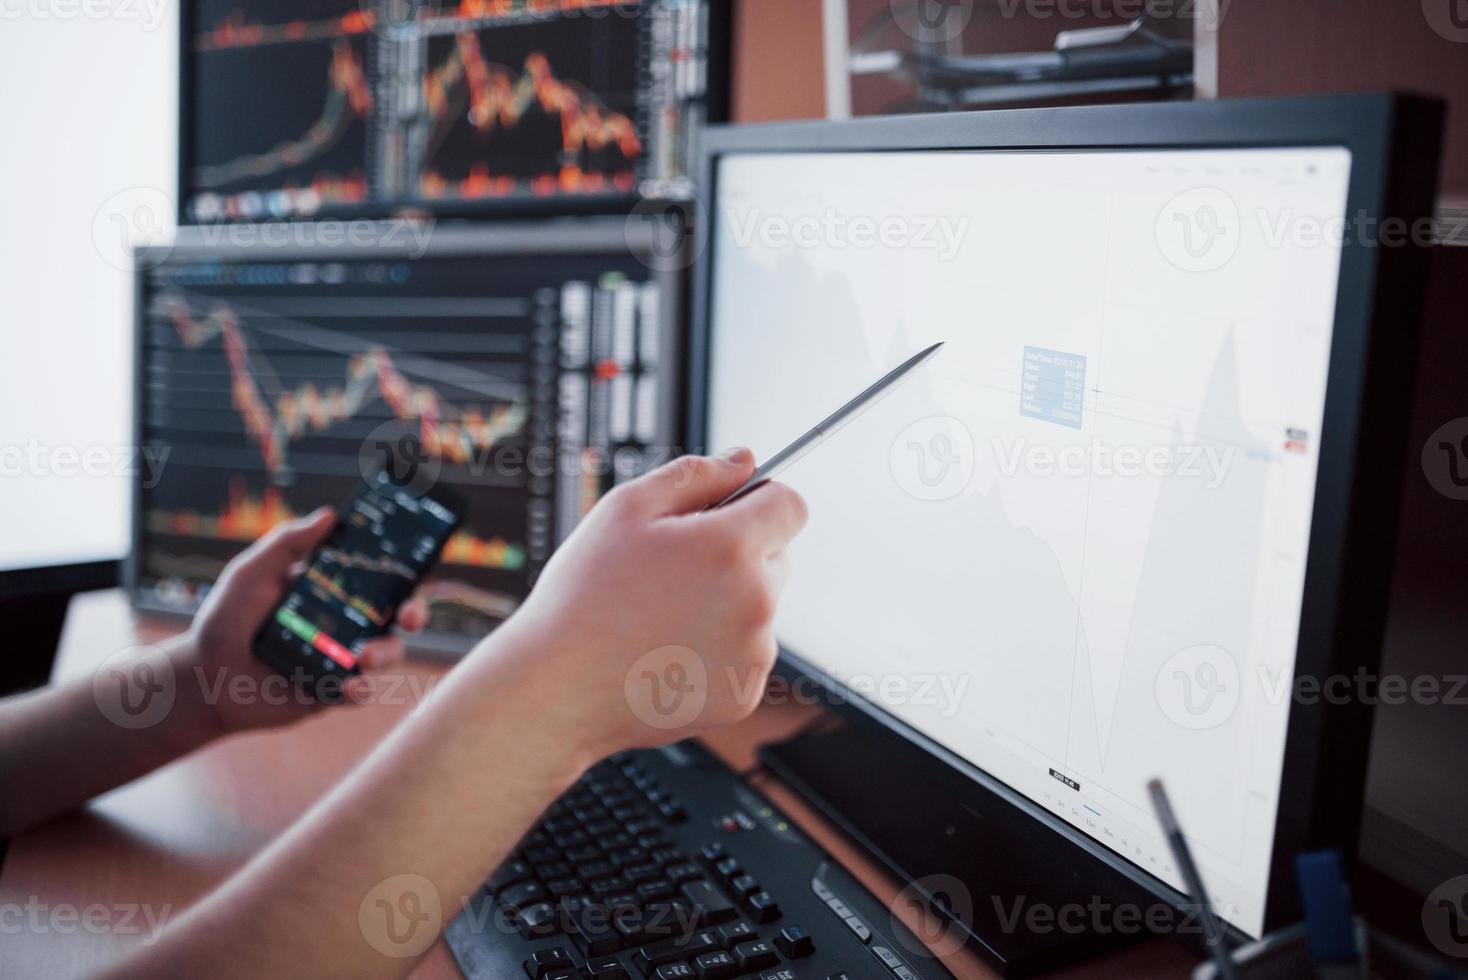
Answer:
top-left (175, 0), bottom-right (733, 224)
top-left (687, 93), bottom-right (1443, 938)
top-left (128, 216), bottom-right (688, 656)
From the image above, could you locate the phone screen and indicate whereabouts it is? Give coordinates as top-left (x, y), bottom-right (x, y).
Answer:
top-left (254, 472), bottom-right (462, 688)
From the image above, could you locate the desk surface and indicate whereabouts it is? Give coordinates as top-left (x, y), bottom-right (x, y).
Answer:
top-left (0, 590), bottom-right (1197, 979)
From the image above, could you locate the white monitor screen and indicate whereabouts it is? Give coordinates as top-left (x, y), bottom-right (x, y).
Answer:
top-left (706, 146), bottom-right (1353, 937)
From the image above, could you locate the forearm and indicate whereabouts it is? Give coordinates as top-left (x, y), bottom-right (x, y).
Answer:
top-left (0, 636), bottom-right (222, 837)
top-left (105, 619), bottom-right (598, 979)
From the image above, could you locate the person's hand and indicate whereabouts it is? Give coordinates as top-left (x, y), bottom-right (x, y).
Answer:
top-left (486, 449), bottom-right (807, 760)
top-left (185, 508), bottom-right (430, 734)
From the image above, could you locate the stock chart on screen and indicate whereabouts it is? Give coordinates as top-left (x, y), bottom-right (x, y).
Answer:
top-left (185, 0), bottom-right (723, 220)
top-left (133, 229), bottom-right (675, 650)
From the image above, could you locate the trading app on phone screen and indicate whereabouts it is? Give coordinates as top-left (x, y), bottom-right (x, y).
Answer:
top-left (270, 475), bottom-right (459, 675)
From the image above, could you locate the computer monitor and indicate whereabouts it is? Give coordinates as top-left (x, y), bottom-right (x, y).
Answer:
top-left (180, 0), bottom-right (730, 222)
top-left (131, 218), bottom-right (683, 653)
top-left (692, 95), bottom-right (1441, 941)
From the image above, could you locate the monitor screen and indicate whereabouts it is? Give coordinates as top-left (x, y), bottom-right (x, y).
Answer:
top-left (705, 146), bottom-right (1354, 938)
top-left (183, 0), bottom-right (721, 221)
top-left (134, 224), bottom-right (677, 650)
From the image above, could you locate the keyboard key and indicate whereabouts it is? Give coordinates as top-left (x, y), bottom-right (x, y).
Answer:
top-left (693, 950), bottom-right (739, 979)
top-left (756, 970), bottom-right (799, 980)
top-left (536, 861), bottom-right (573, 881)
top-left (665, 863), bottom-right (702, 884)
top-left (585, 957), bottom-right (631, 980)
top-left (541, 970), bottom-right (576, 980)
top-left (526, 846), bottom-right (561, 865)
top-left (488, 860), bottom-right (533, 894)
top-left (713, 858), bottom-right (741, 880)
top-left (568, 907), bottom-right (622, 957)
top-left (746, 893), bottom-right (781, 923)
top-left (716, 921), bottom-right (757, 948)
top-left (578, 861), bottom-right (616, 881)
top-left (775, 926), bottom-right (814, 959)
top-left (731, 939), bottom-right (779, 972)
top-left (843, 915), bottom-right (871, 943)
top-left (653, 963), bottom-right (695, 979)
top-left (679, 880), bottom-right (738, 927)
top-left (872, 945), bottom-right (905, 970)
top-left (610, 848), bottom-right (648, 868)
top-left (515, 902), bottom-right (561, 938)
top-left (633, 930), bottom-right (721, 976)
top-left (637, 881), bottom-right (675, 903)
top-left (699, 844), bottom-right (726, 864)
top-left (658, 801), bottom-right (688, 824)
top-left (523, 947), bottom-right (573, 978)
top-left (501, 882), bottom-right (548, 912)
top-left (567, 846), bottom-right (603, 865)
top-left (653, 848), bottom-right (688, 867)
top-left (545, 878), bottom-right (582, 897)
top-left (730, 874), bottom-right (760, 898)
top-left (591, 877), bottom-right (629, 897)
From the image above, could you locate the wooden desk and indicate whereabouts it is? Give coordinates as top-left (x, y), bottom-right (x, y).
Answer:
top-left (0, 590), bottom-right (1196, 979)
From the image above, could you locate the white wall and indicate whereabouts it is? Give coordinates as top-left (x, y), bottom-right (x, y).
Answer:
top-left (0, 5), bottom-right (177, 571)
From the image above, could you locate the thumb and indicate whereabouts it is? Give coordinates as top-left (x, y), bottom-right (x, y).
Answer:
top-left (244, 507), bottom-right (336, 578)
top-left (641, 449), bottom-right (755, 516)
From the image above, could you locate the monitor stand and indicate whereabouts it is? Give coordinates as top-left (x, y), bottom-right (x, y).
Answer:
top-left (759, 722), bottom-right (1158, 977)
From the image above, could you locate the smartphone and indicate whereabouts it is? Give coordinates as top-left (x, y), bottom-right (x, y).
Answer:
top-left (252, 471), bottom-right (464, 701)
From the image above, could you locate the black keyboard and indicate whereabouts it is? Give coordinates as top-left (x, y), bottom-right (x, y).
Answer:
top-left (447, 741), bottom-right (955, 980)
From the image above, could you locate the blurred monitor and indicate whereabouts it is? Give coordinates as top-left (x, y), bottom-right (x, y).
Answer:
top-left (131, 219), bottom-right (681, 652)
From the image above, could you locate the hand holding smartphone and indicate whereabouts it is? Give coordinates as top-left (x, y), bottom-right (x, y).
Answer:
top-left (252, 471), bottom-right (463, 701)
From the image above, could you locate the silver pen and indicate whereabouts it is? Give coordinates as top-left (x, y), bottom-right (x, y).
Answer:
top-left (711, 341), bottom-right (946, 509)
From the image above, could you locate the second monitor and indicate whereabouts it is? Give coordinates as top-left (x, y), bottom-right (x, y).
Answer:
top-left (131, 219), bottom-right (681, 653)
